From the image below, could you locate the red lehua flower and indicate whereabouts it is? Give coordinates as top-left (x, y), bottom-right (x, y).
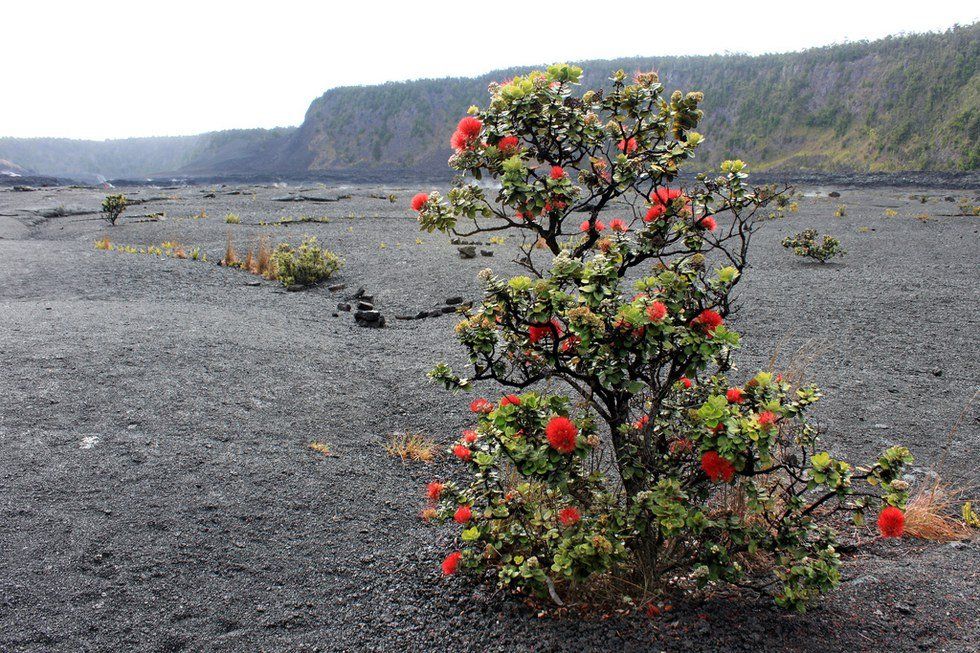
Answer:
top-left (453, 444), bottom-right (472, 461)
top-left (558, 507), bottom-right (581, 527)
top-left (878, 506), bottom-right (905, 538)
top-left (580, 219), bottom-right (606, 232)
top-left (469, 398), bottom-right (494, 414)
top-left (411, 193), bottom-right (429, 211)
top-left (644, 204), bottom-right (666, 222)
top-left (497, 136), bottom-right (519, 153)
top-left (701, 451), bottom-right (736, 483)
top-left (651, 187), bottom-right (683, 205)
top-left (609, 218), bottom-right (628, 232)
top-left (441, 551), bottom-right (462, 575)
top-left (545, 416), bottom-right (578, 454)
top-left (426, 481), bottom-right (444, 502)
top-left (680, 376), bottom-right (693, 389)
top-left (550, 165), bottom-right (566, 180)
top-left (560, 335), bottom-right (580, 353)
top-left (500, 394), bottom-right (521, 407)
top-left (462, 430), bottom-right (478, 444)
top-left (450, 130), bottom-right (466, 151)
top-left (698, 216), bottom-right (717, 231)
top-left (726, 387), bottom-right (745, 404)
top-left (692, 309), bottom-right (724, 333)
top-left (457, 116), bottom-right (483, 138)
top-left (453, 505), bottom-right (473, 524)
top-left (758, 411), bottom-right (777, 428)
top-left (670, 438), bottom-right (693, 454)
top-left (646, 301), bottom-right (668, 322)
top-left (633, 415), bottom-right (650, 430)
top-left (529, 319), bottom-right (562, 343)
top-left (617, 137), bottom-right (638, 153)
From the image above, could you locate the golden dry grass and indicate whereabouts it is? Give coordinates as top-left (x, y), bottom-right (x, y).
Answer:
top-left (222, 232), bottom-right (239, 267)
top-left (904, 481), bottom-right (974, 542)
top-left (308, 441), bottom-right (333, 456)
top-left (385, 432), bottom-right (438, 463)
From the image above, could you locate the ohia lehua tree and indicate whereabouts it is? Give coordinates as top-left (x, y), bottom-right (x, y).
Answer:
top-left (412, 64), bottom-right (911, 611)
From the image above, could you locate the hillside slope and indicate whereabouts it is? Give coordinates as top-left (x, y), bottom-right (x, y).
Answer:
top-left (291, 24), bottom-right (978, 175)
top-left (1, 25), bottom-right (976, 180)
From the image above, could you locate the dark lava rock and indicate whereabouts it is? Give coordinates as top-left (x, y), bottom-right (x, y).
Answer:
top-left (357, 301), bottom-right (375, 311)
top-left (416, 311), bottom-right (430, 319)
top-left (352, 287), bottom-right (365, 299)
top-left (203, 192), bottom-right (216, 199)
top-left (445, 296), bottom-right (464, 305)
top-left (285, 284), bottom-right (305, 292)
top-left (328, 283), bottom-right (346, 292)
top-left (360, 294), bottom-right (375, 304)
top-left (458, 246), bottom-right (476, 259)
top-left (441, 306), bottom-right (456, 314)
top-left (354, 311), bottom-right (385, 328)
top-left (244, 280), bottom-right (261, 287)
top-left (395, 314), bottom-right (416, 320)
top-left (828, 191), bottom-right (841, 197)
top-left (427, 309), bottom-right (443, 318)
top-left (337, 303), bottom-right (351, 312)
top-left (481, 250), bottom-right (494, 257)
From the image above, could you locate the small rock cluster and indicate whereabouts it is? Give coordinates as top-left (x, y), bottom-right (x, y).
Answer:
top-left (333, 285), bottom-right (385, 328)
top-left (451, 238), bottom-right (494, 259)
top-left (396, 296), bottom-right (471, 321)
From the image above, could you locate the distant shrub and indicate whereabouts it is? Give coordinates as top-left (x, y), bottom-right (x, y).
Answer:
top-left (100, 194), bottom-right (127, 225)
top-left (834, 204), bottom-right (846, 217)
top-left (884, 208), bottom-right (898, 217)
top-left (270, 236), bottom-right (342, 287)
top-left (783, 229), bottom-right (845, 263)
top-left (225, 213), bottom-right (241, 224)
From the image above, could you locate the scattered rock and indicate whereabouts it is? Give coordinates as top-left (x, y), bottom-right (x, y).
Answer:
top-left (337, 303), bottom-right (352, 312)
top-left (357, 301), bottom-right (375, 311)
top-left (352, 287), bottom-right (365, 299)
top-left (12, 186), bottom-right (37, 192)
top-left (445, 296), bottom-right (464, 305)
top-left (203, 192), bottom-right (216, 199)
top-left (244, 280), bottom-right (261, 287)
top-left (395, 314), bottom-right (416, 320)
top-left (328, 283), bottom-right (346, 292)
top-left (354, 311), bottom-right (385, 328)
top-left (931, 368), bottom-right (943, 376)
top-left (441, 306), bottom-right (456, 314)
top-left (828, 191), bottom-right (841, 198)
top-left (360, 294), bottom-right (375, 304)
top-left (427, 309), bottom-right (443, 318)
top-left (458, 246), bottom-right (476, 259)
top-left (480, 250), bottom-right (494, 257)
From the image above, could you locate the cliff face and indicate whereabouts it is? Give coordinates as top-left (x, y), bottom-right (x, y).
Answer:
top-left (2, 25), bottom-right (976, 180)
top-left (289, 24), bottom-right (978, 175)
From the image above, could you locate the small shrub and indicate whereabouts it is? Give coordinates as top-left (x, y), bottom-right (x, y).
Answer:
top-left (101, 194), bottom-right (127, 226)
top-left (834, 204), bottom-right (846, 217)
top-left (225, 213), bottom-right (241, 224)
top-left (956, 201), bottom-right (979, 216)
top-left (270, 235), bottom-right (342, 287)
top-left (782, 229), bottom-right (845, 263)
top-left (413, 64), bottom-right (909, 612)
top-left (884, 208), bottom-right (898, 217)
top-left (388, 194), bottom-right (398, 204)
top-left (95, 236), bottom-right (112, 250)
top-left (386, 432), bottom-right (438, 463)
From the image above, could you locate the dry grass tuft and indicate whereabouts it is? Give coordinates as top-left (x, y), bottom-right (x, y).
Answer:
top-left (222, 232), bottom-right (239, 267)
top-left (309, 441), bottom-right (333, 456)
top-left (256, 236), bottom-right (274, 277)
top-left (904, 481), bottom-right (974, 542)
top-left (385, 432), bottom-right (438, 463)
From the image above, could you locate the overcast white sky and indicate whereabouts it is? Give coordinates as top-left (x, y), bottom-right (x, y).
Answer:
top-left (2, 0), bottom-right (976, 140)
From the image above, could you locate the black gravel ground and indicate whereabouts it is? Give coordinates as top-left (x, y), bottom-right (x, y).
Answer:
top-left (0, 182), bottom-right (977, 652)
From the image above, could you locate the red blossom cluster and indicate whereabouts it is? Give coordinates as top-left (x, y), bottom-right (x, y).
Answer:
top-left (691, 309), bottom-right (724, 334)
top-left (470, 397), bottom-right (495, 414)
top-left (450, 116), bottom-right (483, 152)
top-left (545, 416), bottom-right (578, 454)
top-left (497, 135), bottom-right (519, 154)
top-left (877, 506), bottom-right (905, 538)
top-left (617, 137), bottom-right (637, 154)
top-left (700, 450), bottom-right (736, 483)
top-left (609, 218), bottom-right (628, 232)
top-left (580, 219), bottom-right (606, 233)
top-left (528, 319), bottom-right (563, 344)
top-left (500, 394), bottom-right (521, 407)
top-left (726, 387), bottom-right (745, 404)
top-left (411, 193), bottom-right (428, 212)
top-left (646, 301), bottom-right (668, 322)
top-left (558, 507), bottom-right (581, 527)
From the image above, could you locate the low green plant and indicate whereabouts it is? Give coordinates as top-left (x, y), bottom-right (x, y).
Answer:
top-left (101, 194), bottom-right (127, 226)
top-left (782, 229), bottom-right (845, 263)
top-left (270, 235), bottom-right (342, 287)
top-left (225, 213), bottom-right (241, 224)
top-left (834, 204), bottom-right (846, 217)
